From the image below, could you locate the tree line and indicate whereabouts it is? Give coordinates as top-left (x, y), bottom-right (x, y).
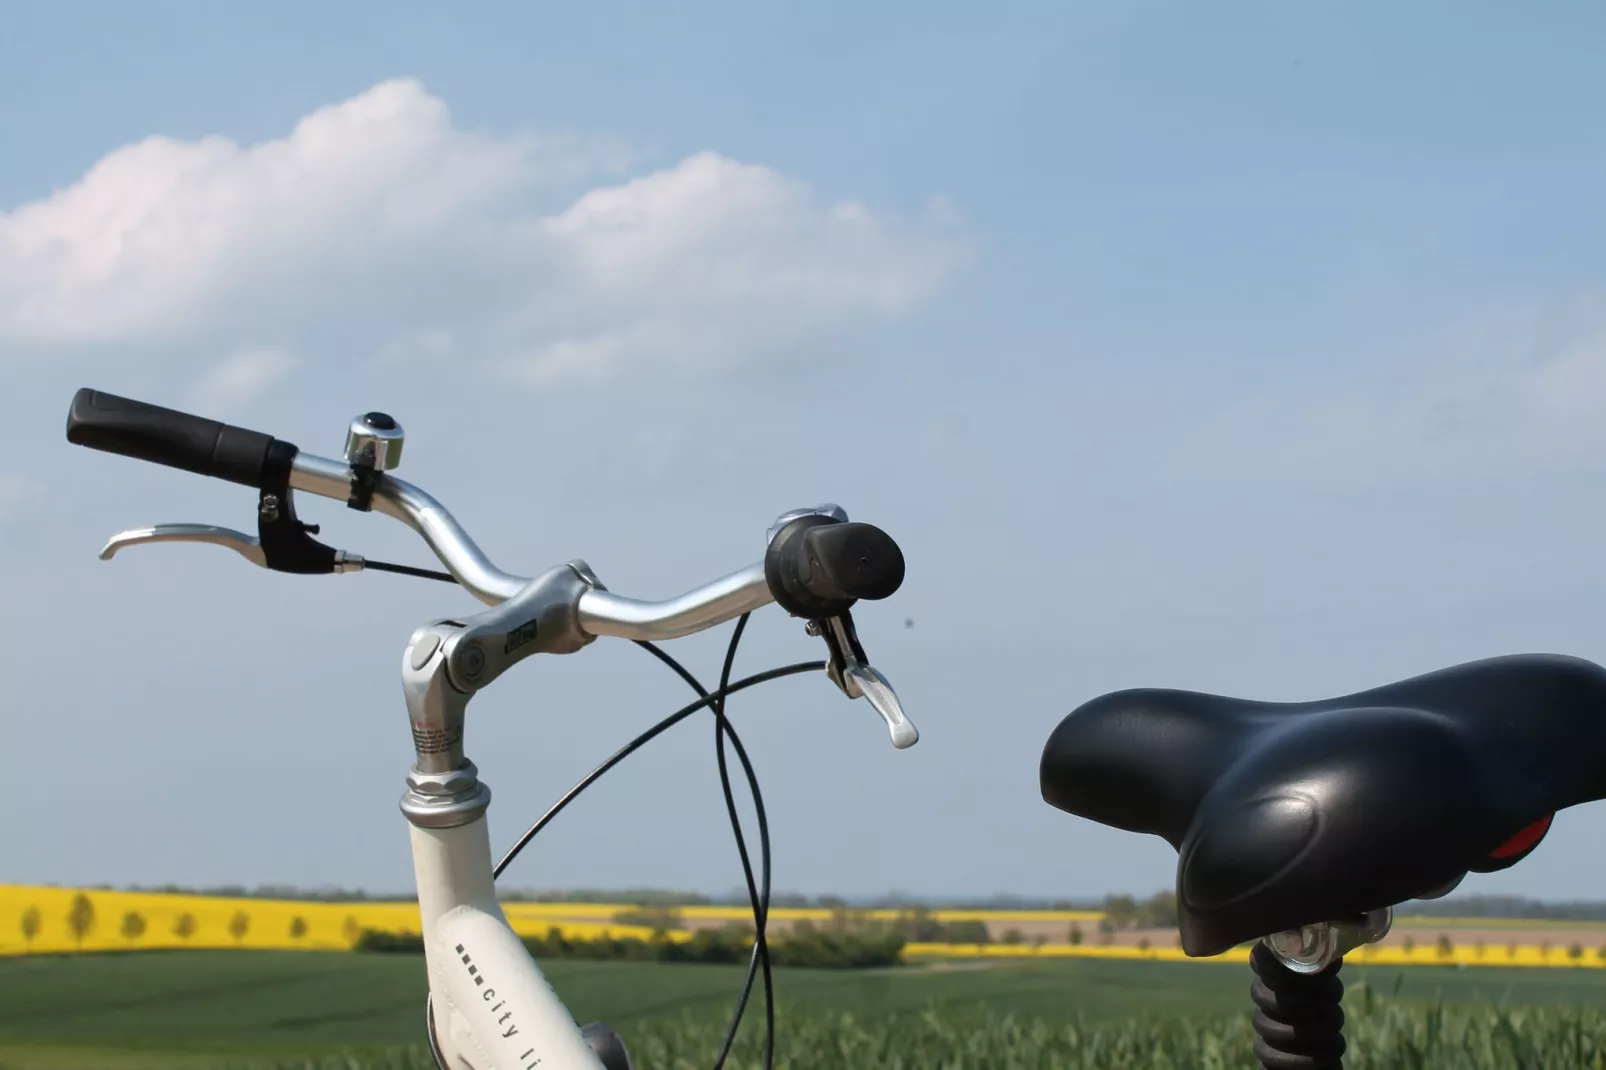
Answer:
top-left (1393, 895), bottom-right (1606, 921)
top-left (357, 923), bottom-right (906, 969)
top-left (612, 905), bottom-right (994, 945)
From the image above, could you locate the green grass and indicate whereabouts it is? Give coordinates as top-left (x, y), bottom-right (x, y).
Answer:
top-left (5, 951), bottom-right (1606, 1068)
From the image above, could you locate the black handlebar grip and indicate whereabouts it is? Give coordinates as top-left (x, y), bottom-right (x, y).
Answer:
top-left (765, 515), bottom-right (906, 619)
top-left (65, 388), bottom-right (279, 488)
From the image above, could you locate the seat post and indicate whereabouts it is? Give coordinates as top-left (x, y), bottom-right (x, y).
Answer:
top-left (1248, 909), bottom-right (1389, 1070)
top-left (1249, 941), bottom-right (1347, 1069)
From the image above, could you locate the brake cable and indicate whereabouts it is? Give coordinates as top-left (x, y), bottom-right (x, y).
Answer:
top-left (496, 644), bottom-right (809, 1070)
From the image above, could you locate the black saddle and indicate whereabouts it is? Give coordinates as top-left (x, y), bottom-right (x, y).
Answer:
top-left (1040, 654), bottom-right (1606, 957)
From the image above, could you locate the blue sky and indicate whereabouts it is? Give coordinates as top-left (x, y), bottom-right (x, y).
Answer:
top-left (5, 2), bottom-right (1606, 904)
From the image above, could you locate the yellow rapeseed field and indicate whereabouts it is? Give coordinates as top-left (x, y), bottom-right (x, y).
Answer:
top-left (6, 885), bottom-right (1602, 970)
top-left (0, 885), bottom-right (672, 956)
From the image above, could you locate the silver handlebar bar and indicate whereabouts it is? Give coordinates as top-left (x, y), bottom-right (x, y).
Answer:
top-left (288, 452), bottom-right (774, 639)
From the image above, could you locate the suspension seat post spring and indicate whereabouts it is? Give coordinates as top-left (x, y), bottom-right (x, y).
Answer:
top-left (1249, 942), bottom-right (1347, 1070)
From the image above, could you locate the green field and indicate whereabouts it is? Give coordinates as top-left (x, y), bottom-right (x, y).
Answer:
top-left (5, 951), bottom-right (1606, 1068)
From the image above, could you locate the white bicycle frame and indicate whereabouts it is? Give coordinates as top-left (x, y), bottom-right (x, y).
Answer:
top-left (91, 411), bottom-right (918, 1070)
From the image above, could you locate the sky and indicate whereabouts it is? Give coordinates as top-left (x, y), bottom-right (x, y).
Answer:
top-left (5, 2), bottom-right (1606, 906)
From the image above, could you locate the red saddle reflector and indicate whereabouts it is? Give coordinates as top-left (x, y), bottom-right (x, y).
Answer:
top-left (1490, 814), bottom-right (1553, 859)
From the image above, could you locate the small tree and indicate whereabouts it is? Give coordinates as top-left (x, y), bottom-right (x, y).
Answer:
top-left (1568, 942), bottom-right (1584, 962)
top-left (1506, 943), bottom-right (1518, 959)
top-left (1474, 940), bottom-right (1486, 958)
top-left (1402, 936), bottom-right (1415, 956)
top-left (1435, 934), bottom-right (1453, 959)
top-left (120, 911), bottom-right (147, 944)
top-left (228, 910), bottom-right (251, 945)
top-left (1000, 928), bottom-right (1025, 946)
top-left (1137, 937), bottom-right (1152, 952)
top-left (289, 916), bottom-right (309, 941)
top-left (1030, 934), bottom-right (1048, 950)
top-left (20, 906), bottom-right (41, 950)
top-left (173, 912), bottom-right (197, 942)
top-left (1068, 923), bottom-right (1084, 945)
top-left (1101, 894), bottom-right (1139, 929)
top-left (343, 916), bottom-right (363, 946)
top-left (66, 893), bottom-right (96, 948)
top-left (1139, 890), bottom-right (1178, 929)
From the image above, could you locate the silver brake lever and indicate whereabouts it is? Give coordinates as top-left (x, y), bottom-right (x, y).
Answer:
top-left (100, 524), bottom-right (269, 567)
top-left (816, 614), bottom-right (920, 749)
top-left (843, 663), bottom-right (919, 749)
top-left (100, 523), bottom-right (368, 574)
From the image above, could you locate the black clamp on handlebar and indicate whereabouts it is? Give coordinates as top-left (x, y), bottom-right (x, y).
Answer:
top-left (258, 440), bottom-right (343, 574)
top-left (347, 460), bottom-right (380, 513)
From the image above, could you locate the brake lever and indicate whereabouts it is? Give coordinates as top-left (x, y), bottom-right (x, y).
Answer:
top-left (101, 524), bottom-right (269, 567)
top-left (812, 611), bottom-right (919, 749)
top-left (98, 522), bottom-right (364, 573)
top-left (97, 455), bottom-right (363, 575)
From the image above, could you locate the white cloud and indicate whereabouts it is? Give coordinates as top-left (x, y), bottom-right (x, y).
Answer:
top-left (189, 347), bottom-right (299, 414)
top-left (0, 79), bottom-right (959, 385)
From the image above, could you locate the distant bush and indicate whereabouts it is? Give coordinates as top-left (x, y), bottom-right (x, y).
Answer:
top-left (1098, 891), bottom-right (1177, 930)
top-left (120, 911), bottom-right (147, 943)
top-left (871, 907), bottom-right (992, 945)
top-left (19, 906), bottom-right (40, 948)
top-left (611, 906), bottom-right (684, 931)
top-left (780, 906), bottom-right (990, 947)
top-left (353, 930), bottom-right (428, 953)
top-left (66, 893), bottom-right (95, 947)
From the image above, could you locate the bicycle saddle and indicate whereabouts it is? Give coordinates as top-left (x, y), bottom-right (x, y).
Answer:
top-left (1040, 653), bottom-right (1606, 957)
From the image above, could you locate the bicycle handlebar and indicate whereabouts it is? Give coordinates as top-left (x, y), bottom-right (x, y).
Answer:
top-left (65, 387), bottom-right (903, 645)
